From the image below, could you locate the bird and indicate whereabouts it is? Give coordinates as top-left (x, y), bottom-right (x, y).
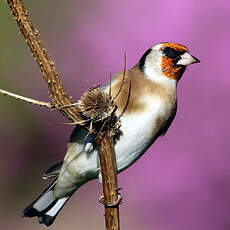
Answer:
top-left (22, 42), bottom-right (200, 226)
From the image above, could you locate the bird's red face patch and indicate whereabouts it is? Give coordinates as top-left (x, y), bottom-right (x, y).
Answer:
top-left (161, 42), bottom-right (189, 53)
top-left (160, 43), bottom-right (189, 81)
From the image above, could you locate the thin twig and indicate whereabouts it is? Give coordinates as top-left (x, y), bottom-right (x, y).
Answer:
top-left (112, 53), bottom-right (126, 101)
top-left (0, 89), bottom-right (52, 108)
top-left (118, 80), bottom-right (132, 119)
top-left (109, 73), bottom-right (112, 98)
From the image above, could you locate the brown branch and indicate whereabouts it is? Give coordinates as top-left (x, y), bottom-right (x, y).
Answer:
top-left (7, 0), bottom-right (82, 122)
top-left (97, 134), bottom-right (120, 230)
top-left (0, 89), bottom-right (52, 107)
top-left (6, 1), bottom-right (121, 229)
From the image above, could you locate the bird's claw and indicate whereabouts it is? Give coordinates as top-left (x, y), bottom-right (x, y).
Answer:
top-left (98, 193), bottom-right (123, 208)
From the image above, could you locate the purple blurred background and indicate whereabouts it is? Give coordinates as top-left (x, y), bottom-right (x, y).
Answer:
top-left (0, 0), bottom-right (230, 229)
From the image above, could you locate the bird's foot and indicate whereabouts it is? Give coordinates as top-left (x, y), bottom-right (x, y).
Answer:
top-left (98, 189), bottom-right (123, 208)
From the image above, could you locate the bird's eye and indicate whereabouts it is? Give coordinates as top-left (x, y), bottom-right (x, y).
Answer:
top-left (162, 47), bottom-right (179, 59)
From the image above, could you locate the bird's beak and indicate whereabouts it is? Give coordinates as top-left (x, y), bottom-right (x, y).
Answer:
top-left (177, 52), bottom-right (200, 66)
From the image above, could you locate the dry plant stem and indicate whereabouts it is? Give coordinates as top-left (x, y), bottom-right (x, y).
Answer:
top-left (7, 0), bottom-right (82, 122)
top-left (97, 134), bottom-right (120, 230)
top-left (0, 89), bottom-right (52, 107)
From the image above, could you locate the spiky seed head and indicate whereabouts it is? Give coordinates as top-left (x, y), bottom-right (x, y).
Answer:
top-left (77, 87), bottom-right (117, 122)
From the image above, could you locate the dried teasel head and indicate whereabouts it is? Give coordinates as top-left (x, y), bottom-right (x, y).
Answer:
top-left (77, 86), bottom-right (117, 122)
top-left (76, 86), bottom-right (120, 137)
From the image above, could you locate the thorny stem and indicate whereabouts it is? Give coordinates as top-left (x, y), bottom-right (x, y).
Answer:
top-left (6, 1), bottom-right (121, 229)
top-left (97, 134), bottom-right (120, 230)
top-left (7, 0), bottom-right (82, 122)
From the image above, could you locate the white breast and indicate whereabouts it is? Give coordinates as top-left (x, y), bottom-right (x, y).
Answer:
top-left (115, 95), bottom-right (166, 172)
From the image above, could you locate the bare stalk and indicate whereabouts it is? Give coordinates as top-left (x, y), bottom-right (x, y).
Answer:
top-left (0, 89), bottom-right (52, 107)
top-left (97, 134), bottom-right (120, 230)
top-left (6, 1), bottom-right (121, 229)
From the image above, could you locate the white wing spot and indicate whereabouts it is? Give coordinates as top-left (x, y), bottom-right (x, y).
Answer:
top-left (85, 143), bottom-right (94, 152)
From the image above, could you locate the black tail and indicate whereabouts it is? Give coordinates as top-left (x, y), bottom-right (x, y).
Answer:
top-left (23, 180), bottom-right (70, 227)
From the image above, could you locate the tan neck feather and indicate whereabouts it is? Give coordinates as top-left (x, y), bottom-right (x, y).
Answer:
top-left (110, 66), bottom-right (176, 116)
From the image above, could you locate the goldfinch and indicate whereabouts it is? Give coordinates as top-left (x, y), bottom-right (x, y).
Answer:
top-left (23, 42), bottom-right (200, 226)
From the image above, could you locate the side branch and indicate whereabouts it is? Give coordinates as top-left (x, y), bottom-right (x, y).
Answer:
top-left (0, 89), bottom-right (52, 107)
top-left (7, 0), bottom-right (81, 122)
